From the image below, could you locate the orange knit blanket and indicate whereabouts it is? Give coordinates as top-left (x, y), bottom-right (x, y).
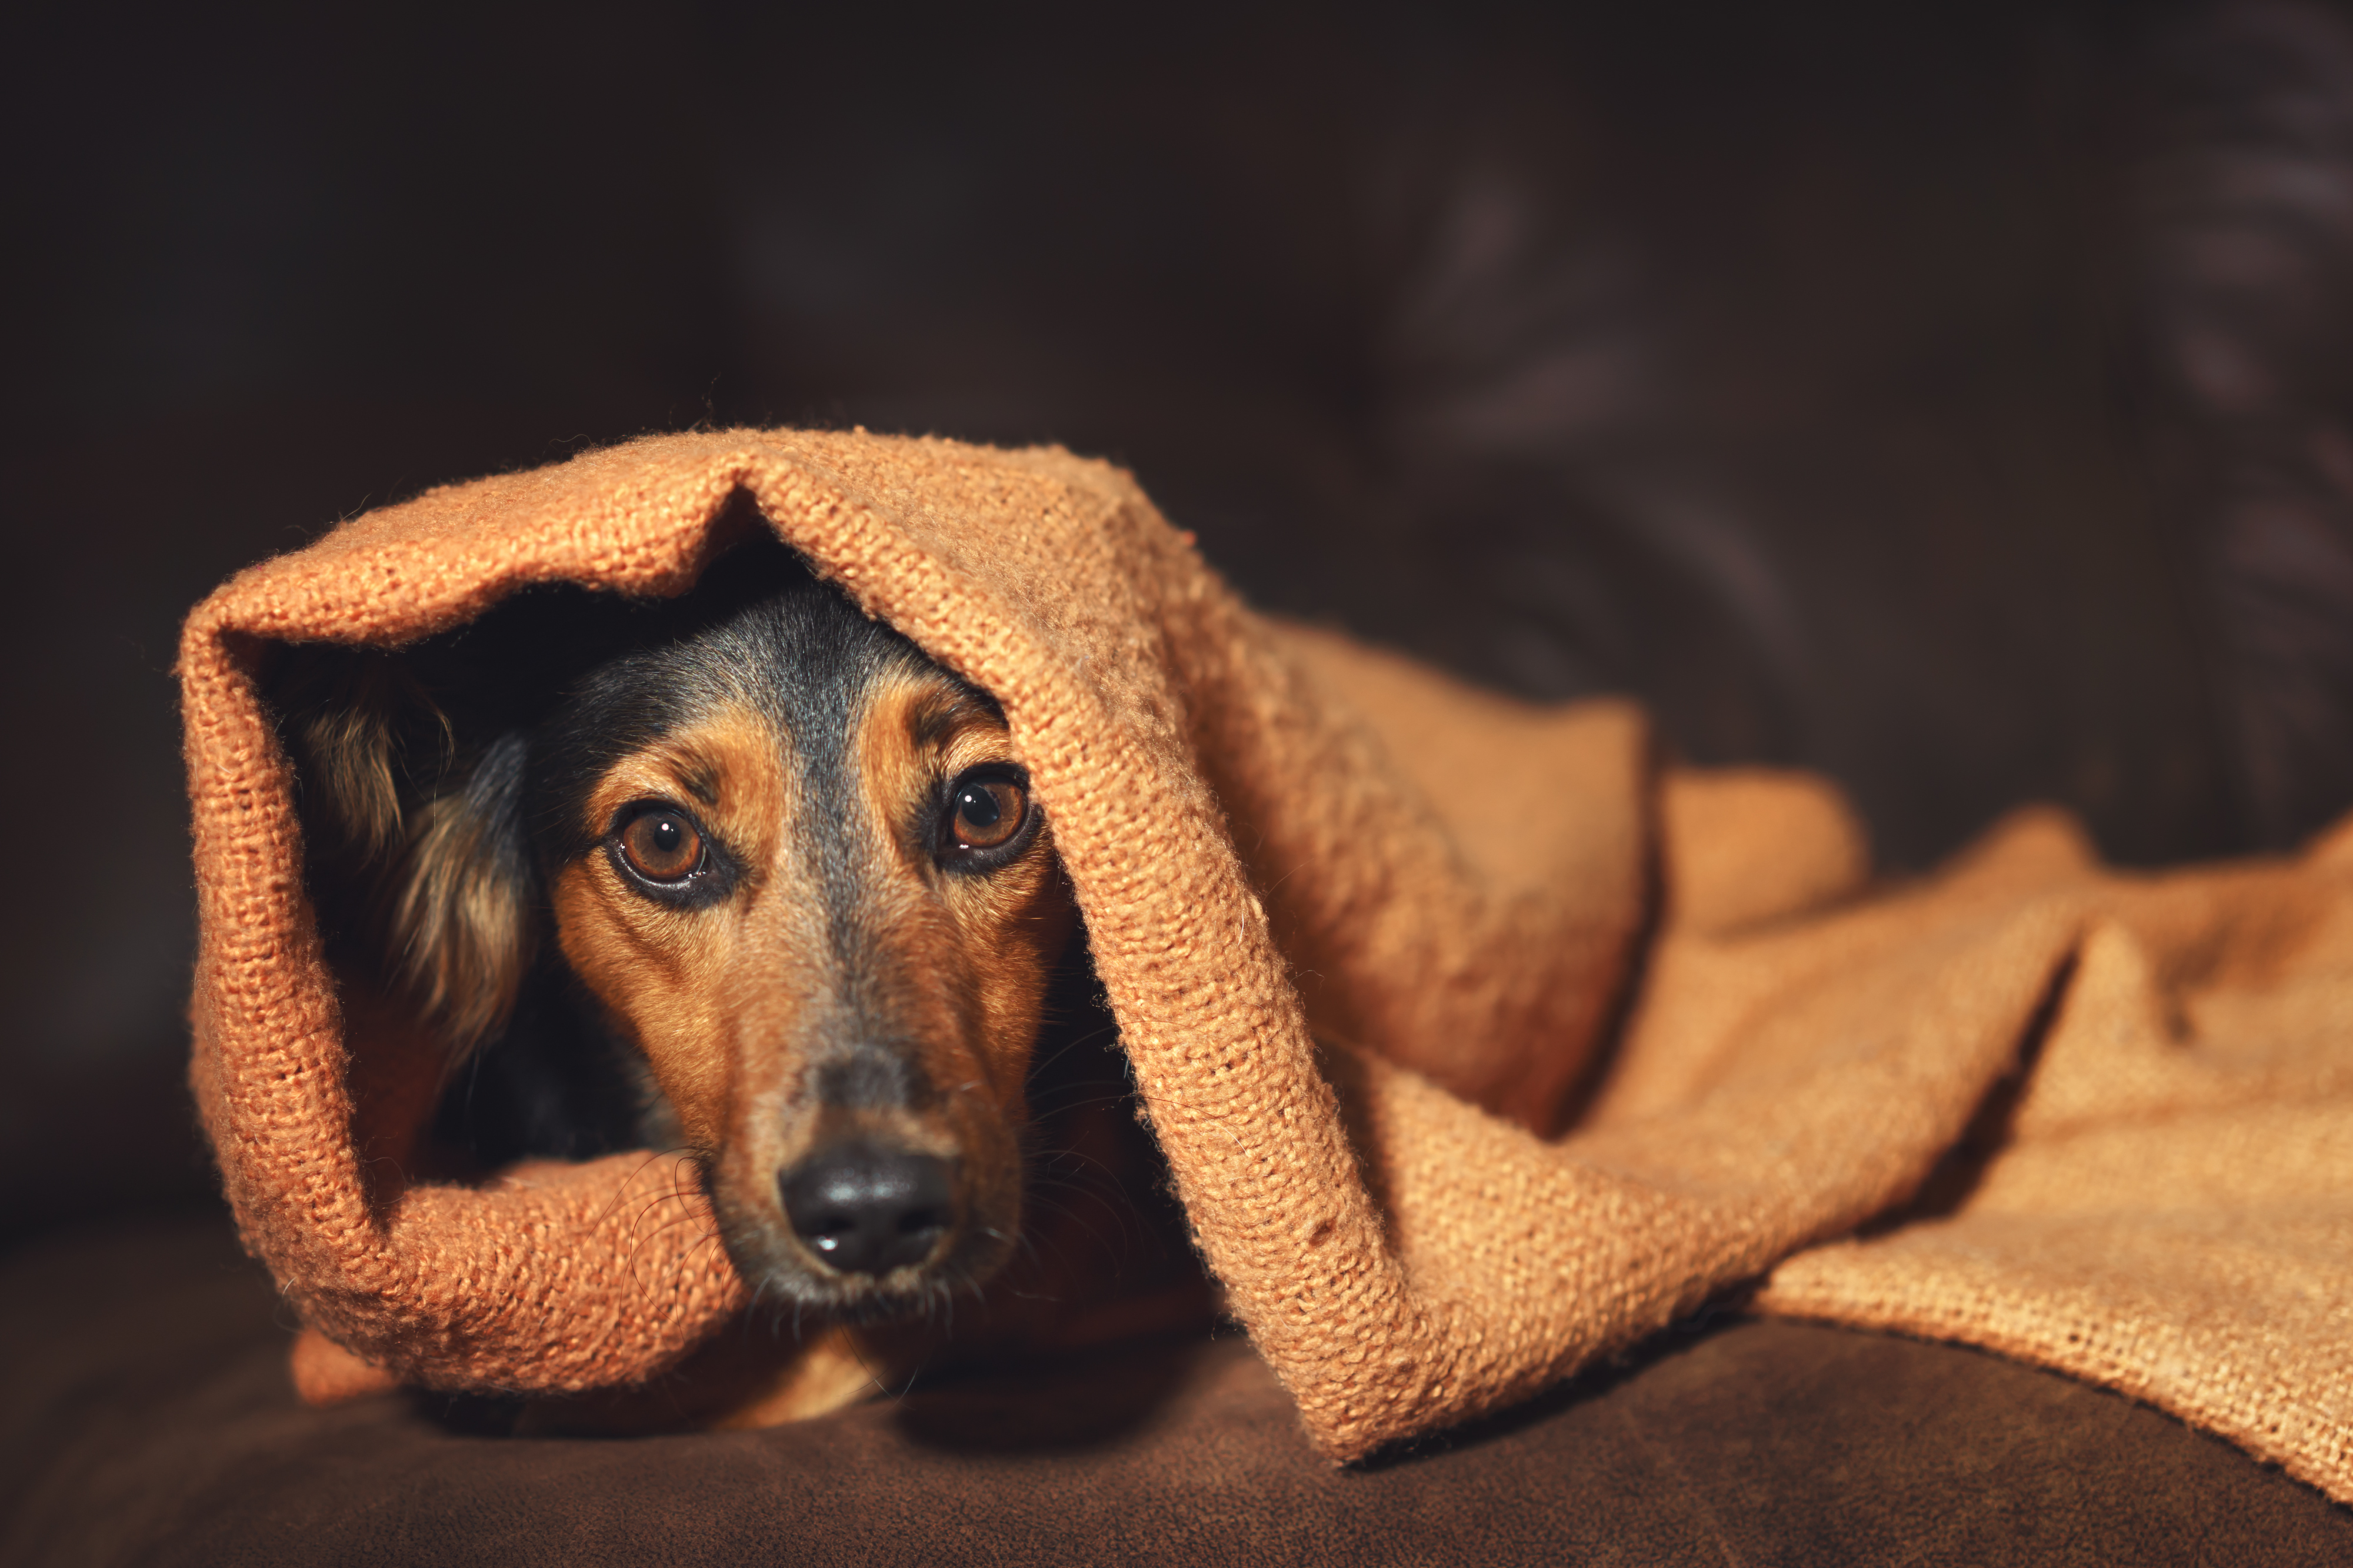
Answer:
top-left (179, 429), bottom-right (2353, 1496)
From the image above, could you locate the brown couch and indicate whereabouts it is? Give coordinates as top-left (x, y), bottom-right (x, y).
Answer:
top-left (6, 1216), bottom-right (2345, 1566)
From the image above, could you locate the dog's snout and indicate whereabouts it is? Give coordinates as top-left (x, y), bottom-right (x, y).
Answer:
top-left (780, 1143), bottom-right (955, 1276)
top-left (815, 1049), bottom-right (930, 1111)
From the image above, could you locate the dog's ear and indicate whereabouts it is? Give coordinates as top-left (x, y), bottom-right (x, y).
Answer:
top-left (284, 650), bottom-right (538, 1059)
top-left (293, 655), bottom-right (452, 863)
top-left (385, 731), bottom-right (536, 1056)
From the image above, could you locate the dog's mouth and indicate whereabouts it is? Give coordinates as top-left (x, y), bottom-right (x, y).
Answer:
top-left (710, 1135), bottom-right (1020, 1320)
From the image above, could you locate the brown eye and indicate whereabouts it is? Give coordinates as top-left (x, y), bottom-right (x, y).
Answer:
top-left (945, 777), bottom-right (1027, 853)
top-left (618, 806), bottom-right (703, 882)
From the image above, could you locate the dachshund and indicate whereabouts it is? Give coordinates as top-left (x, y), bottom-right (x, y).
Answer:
top-left (275, 537), bottom-right (1205, 1428)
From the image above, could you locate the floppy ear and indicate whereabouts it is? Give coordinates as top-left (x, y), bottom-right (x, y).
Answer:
top-left (384, 732), bottom-right (537, 1055)
top-left (294, 655), bottom-right (445, 863)
top-left (286, 652), bottom-right (538, 1060)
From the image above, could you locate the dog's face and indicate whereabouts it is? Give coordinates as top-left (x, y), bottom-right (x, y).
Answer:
top-left (291, 563), bottom-right (1075, 1320)
top-left (532, 595), bottom-right (1073, 1315)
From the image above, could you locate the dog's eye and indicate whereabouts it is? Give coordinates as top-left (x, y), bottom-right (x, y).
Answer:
top-left (944, 776), bottom-right (1027, 853)
top-left (618, 806), bottom-right (704, 882)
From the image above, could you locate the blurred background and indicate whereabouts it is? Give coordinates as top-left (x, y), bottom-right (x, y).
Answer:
top-left (8, 0), bottom-right (2353, 1246)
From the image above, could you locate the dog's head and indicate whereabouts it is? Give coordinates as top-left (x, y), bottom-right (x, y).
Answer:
top-left (282, 549), bottom-right (1075, 1319)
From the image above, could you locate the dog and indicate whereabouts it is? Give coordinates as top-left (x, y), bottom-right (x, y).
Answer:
top-left (276, 537), bottom-right (1206, 1428)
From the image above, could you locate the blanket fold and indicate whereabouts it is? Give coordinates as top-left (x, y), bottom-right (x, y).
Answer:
top-left (178, 429), bottom-right (2352, 1495)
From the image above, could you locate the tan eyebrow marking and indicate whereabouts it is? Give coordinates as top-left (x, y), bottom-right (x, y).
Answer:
top-left (908, 683), bottom-right (1001, 752)
top-left (678, 759), bottom-right (721, 807)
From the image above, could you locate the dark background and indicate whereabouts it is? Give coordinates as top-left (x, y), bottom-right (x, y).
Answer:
top-left (8, 0), bottom-right (2353, 1246)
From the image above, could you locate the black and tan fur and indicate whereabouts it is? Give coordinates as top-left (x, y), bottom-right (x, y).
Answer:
top-left (275, 542), bottom-right (1203, 1427)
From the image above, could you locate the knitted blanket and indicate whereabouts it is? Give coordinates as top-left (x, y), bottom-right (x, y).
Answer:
top-left (179, 429), bottom-right (2353, 1496)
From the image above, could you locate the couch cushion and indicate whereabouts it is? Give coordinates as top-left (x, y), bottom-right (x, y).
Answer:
top-left (4, 1216), bottom-right (2344, 1566)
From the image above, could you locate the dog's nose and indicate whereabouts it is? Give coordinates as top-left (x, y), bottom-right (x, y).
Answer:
top-left (779, 1143), bottom-right (955, 1276)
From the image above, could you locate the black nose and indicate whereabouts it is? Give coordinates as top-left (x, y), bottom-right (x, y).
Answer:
top-left (779, 1143), bottom-right (955, 1276)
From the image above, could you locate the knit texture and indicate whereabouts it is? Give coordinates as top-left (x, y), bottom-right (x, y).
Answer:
top-left (178, 429), bottom-right (2352, 1494)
